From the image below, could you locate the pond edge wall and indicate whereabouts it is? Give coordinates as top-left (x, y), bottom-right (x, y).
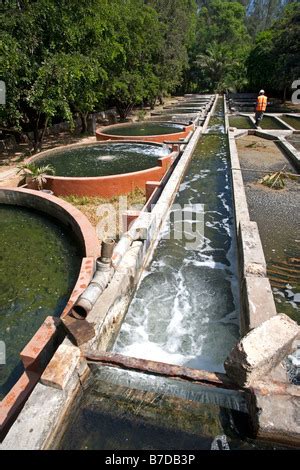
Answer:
top-left (0, 188), bottom-right (100, 436)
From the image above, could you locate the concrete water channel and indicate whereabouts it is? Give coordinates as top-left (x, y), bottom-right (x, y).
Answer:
top-left (1, 94), bottom-right (299, 450)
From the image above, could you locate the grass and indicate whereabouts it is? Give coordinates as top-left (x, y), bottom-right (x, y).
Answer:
top-left (61, 187), bottom-right (146, 240)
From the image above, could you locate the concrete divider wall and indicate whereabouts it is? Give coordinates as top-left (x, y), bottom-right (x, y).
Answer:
top-left (227, 127), bottom-right (277, 336)
top-left (276, 136), bottom-right (300, 171)
top-left (0, 188), bottom-right (100, 439)
top-left (0, 97), bottom-right (211, 449)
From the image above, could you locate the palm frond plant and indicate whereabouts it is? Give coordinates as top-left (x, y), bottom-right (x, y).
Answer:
top-left (17, 163), bottom-right (55, 190)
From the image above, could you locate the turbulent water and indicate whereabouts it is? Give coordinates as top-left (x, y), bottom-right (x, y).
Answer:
top-left (0, 205), bottom-right (82, 399)
top-left (114, 133), bottom-right (239, 373)
top-left (36, 143), bottom-right (170, 177)
top-left (229, 116), bottom-right (255, 129)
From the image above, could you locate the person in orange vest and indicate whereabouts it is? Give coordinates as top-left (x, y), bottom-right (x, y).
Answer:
top-left (255, 90), bottom-right (268, 126)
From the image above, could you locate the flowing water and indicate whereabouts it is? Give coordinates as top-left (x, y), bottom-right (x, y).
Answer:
top-left (155, 109), bottom-right (201, 115)
top-left (57, 98), bottom-right (294, 450)
top-left (35, 143), bottom-right (170, 177)
top-left (0, 205), bottom-right (82, 399)
top-left (101, 122), bottom-right (186, 136)
top-left (114, 105), bottom-right (239, 373)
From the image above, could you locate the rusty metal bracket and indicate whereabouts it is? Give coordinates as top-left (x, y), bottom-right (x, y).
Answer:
top-left (84, 351), bottom-right (240, 391)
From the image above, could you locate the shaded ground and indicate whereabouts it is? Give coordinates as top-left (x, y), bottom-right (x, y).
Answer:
top-left (236, 134), bottom-right (300, 323)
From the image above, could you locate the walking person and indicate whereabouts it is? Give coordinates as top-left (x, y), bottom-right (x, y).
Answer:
top-left (255, 90), bottom-right (268, 126)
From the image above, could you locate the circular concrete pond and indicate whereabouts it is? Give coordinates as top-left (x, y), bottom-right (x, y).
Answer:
top-left (34, 142), bottom-right (171, 177)
top-left (0, 189), bottom-right (99, 401)
top-left (28, 141), bottom-right (177, 197)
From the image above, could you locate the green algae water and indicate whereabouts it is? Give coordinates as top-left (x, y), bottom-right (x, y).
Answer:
top-left (36, 143), bottom-right (170, 178)
top-left (160, 109), bottom-right (200, 115)
top-left (102, 122), bottom-right (186, 136)
top-left (114, 134), bottom-right (239, 372)
top-left (0, 205), bottom-right (82, 399)
top-left (229, 116), bottom-right (255, 129)
top-left (287, 135), bottom-right (300, 152)
top-left (282, 116), bottom-right (300, 130)
top-left (260, 115), bottom-right (289, 130)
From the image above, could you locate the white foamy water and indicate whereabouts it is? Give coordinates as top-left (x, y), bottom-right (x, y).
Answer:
top-left (114, 131), bottom-right (239, 373)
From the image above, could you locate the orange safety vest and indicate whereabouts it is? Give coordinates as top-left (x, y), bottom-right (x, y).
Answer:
top-left (256, 95), bottom-right (268, 112)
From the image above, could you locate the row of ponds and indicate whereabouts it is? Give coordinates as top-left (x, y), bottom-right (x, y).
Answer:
top-left (0, 95), bottom-right (299, 449)
top-left (58, 98), bottom-right (298, 450)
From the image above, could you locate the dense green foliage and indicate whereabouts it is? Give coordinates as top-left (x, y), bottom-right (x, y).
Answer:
top-left (247, 2), bottom-right (300, 98)
top-left (187, 0), bottom-right (251, 92)
top-left (0, 0), bottom-right (299, 150)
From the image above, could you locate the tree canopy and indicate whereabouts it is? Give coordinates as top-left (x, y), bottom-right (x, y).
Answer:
top-left (0, 0), bottom-right (299, 150)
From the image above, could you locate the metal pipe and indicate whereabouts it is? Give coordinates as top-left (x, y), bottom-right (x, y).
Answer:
top-left (71, 239), bottom-right (115, 319)
top-left (71, 230), bottom-right (140, 319)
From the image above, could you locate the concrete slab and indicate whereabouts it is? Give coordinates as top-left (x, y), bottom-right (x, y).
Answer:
top-left (225, 314), bottom-right (300, 388)
top-left (249, 392), bottom-right (300, 447)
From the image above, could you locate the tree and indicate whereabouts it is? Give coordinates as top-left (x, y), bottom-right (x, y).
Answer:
top-left (187, 0), bottom-right (250, 92)
top-left (0, 0), bottom-right (117, 148)
top-left (105, 0), bottom-right (163, 118)
top-left (247, 2), bottom-right (300, 100)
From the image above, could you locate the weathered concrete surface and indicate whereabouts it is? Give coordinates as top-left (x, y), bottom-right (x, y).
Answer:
top-left (84, 241), bottom-right (145, 352)
top-left (225, 314), bottom-right (300, 388)
top-left (248, 391), bottom-right (300, 447)
top-left (277, 136), bottom-right (300, 171)
top-left (228, 132), bottom-right (251, 230)
top-left (40, 343), bottom-right (81, 390)
top-left (239, 221), bottom-right (267, 278)
top-left (240, 276), bottom-right (277, 335)
top-left (0, 338), bottom-right (89, 450)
